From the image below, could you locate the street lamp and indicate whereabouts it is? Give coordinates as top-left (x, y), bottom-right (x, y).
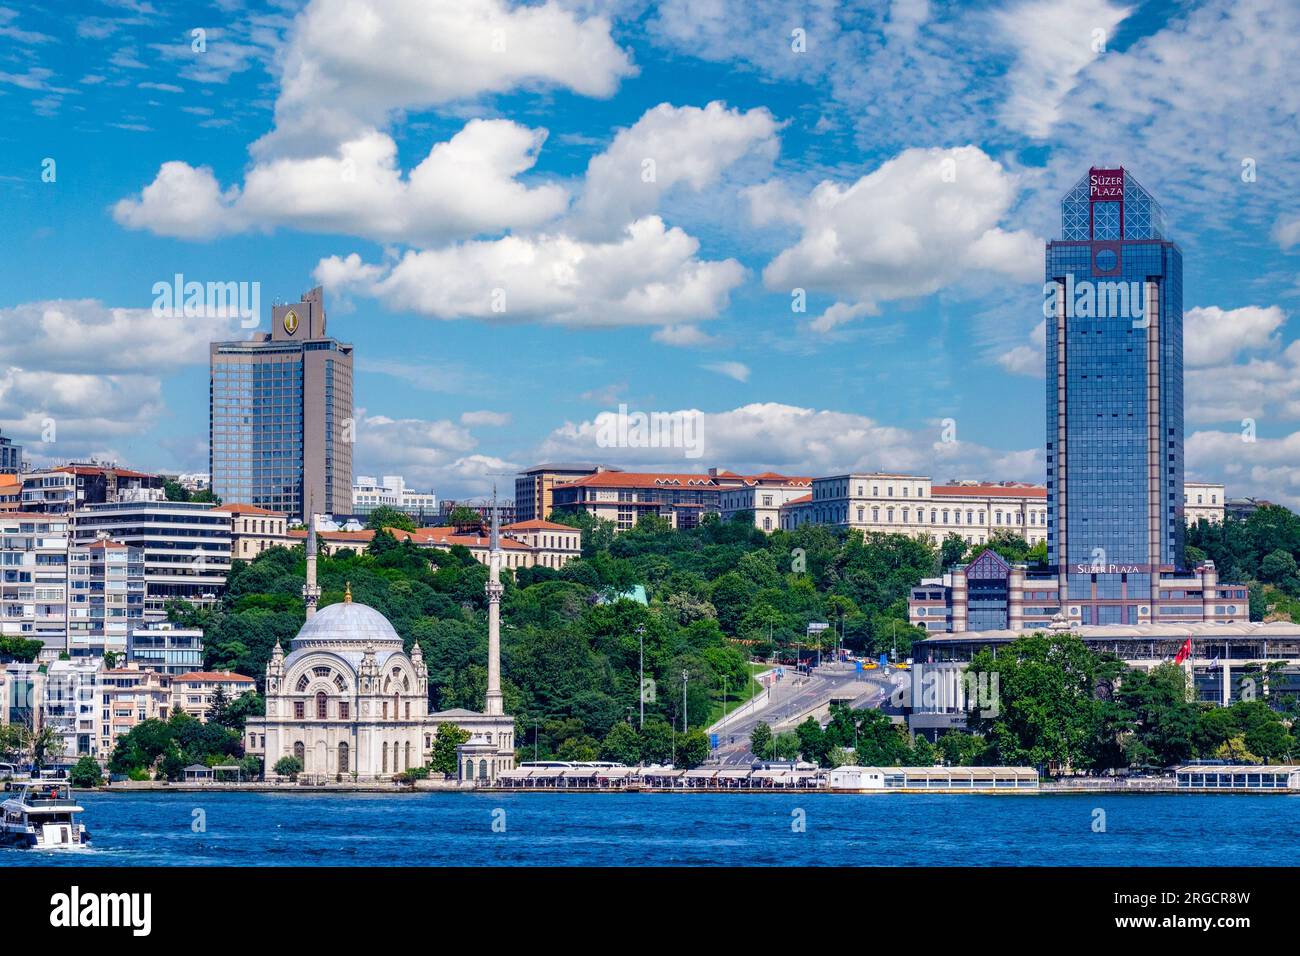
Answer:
top-left (637, 624), bottom-right (646, 729)
top-left (681, 669), bottom-right (689, 734)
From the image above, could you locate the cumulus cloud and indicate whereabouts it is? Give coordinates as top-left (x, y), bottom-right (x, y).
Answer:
top-left (995, 0), bottom-right (1132, 138)
top-left (997, 320), bottom-right (1046, 378)
top-left (314, 216), bottom-right (745, 327)
top-left (259, 0), bottom-right (634, 156)
top-left (115, 121), bottom-right (568, 244)
top-left (460, 410), bottom-right (511, 427)
top-left (571, 100), bottom-right (780, 237)
top-left (1188, 428), bottom-right (1300, 509)
top-left (651, 324), bottom-right (721, 347)
top-left (532, 401), bottom-right (1042, 480)
top-left (353, 411), bottom-right (519, 495)
top-left (757, 146), bottom-right (1041, 311)
top-left (1184, 305), bottom-right (1285, 367)
top-left (702, 361), bottom-right (750, 382)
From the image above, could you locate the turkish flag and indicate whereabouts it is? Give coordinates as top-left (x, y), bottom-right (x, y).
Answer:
top-left (1174, 638), bottom-right (1192, 664)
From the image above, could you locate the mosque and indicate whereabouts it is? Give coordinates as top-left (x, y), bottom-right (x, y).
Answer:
top-left (244, 506), bottom-right (516, 784)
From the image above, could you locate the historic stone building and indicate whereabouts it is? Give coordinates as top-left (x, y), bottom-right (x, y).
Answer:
top-left (245, 519), bottom-right (516, 783)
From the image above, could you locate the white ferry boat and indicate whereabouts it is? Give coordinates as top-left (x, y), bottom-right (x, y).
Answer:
top-left (1, 781), bottom-right (91, 849)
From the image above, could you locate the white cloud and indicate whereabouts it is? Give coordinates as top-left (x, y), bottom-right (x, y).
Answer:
top-left (0, 367), bottom-right (165, 460)
top-left (651, 324), bottom-right (721, 347)
top-left (1188, 428), bottom-right (1300, 510)
top-left (995, 0), bottom-right (1132, 138)
top-left (1184, 305), bottom-right (1285, 367)
top-left (702, 361), bottom-right (750, 382)
top-left (996, 320), bottom-right (1046, 378)
top-left (0, 299), bottom-right (245, 373)
top-left (1273, 214), bottom-right (1300, 251)
top-left (532, 401), bottom-right (1042, 481)
top-left (314, 216), bottom-right (745, 328)
top-left (758, 146), bottom-right (1041, 310)
top-left (353, 412), bottom-right (519, 495)
top-left (460, 410), bottom-right (511, 427)
top-left (259, 0), bottom-right (634, 156)
top-left (808, 301), bottom-right (877, 335)
top-left (571, 100), bottom-right (779, 237)
top-left (116, 121), bottom-right (568, 245)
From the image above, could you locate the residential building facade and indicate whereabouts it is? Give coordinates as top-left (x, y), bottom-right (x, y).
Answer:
top-left (0, 428), bottom-right (21, 474)
top-left (228, 503), bottom-right (292, 559)
top-left (210, 286), bottom-right (354, 522)
top-left (171, 670), bottom-right (256, 723)
top-left (515, 463), bottom-right (615, 523)
top-left (66, 539), bottom-right (145, 658)
top-left (1184, 481), bottom-right (1225, 525)
top-left (127, 624), bottom-right (205, 677)
top-left (72, 501), bottom-right (233, 619)
top-left (0, 512), bottom-right (71, 656)
top-left (351, 475), bottom-right (438, 522)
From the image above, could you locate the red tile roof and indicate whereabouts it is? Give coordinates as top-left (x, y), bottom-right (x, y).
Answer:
top-left (930, 484), bottom-right (1046, 499)
top-left (173, 671), bottom-right (255, 683)
top-left (55, 465), bottom-right (156, 479)
top-left (225, 502), bottom-right (286, 516)
top-left (504, 520), bottom-right (580, 532)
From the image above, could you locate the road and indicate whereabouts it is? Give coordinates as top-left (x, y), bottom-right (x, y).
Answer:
top-left (708, 663), bottom-right (901, 766)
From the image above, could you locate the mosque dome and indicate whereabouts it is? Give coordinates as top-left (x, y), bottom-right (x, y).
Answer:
top-left (291, 597), bottom-right (403, 651)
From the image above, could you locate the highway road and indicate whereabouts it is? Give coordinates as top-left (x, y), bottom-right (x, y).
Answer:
top-left (709, 663), bottom-right (901, 766)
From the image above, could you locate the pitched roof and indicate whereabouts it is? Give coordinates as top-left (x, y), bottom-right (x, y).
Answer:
top-left (503, 519), bottom-right (580, 532)
top-left (224, 502), bottom-right (286, 516)
top-left (930, 484), bottom-right (1046, 499)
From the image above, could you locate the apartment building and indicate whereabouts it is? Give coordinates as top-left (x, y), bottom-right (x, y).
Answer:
top-left (228, 503), bottom-right (293, 559)
top-left (127, 624), bottom-right (205, 677)
top-left (99, 664), bottom-right (172, 755)
top-left (0, 512), bottom-right (71, 656)
top-left (171, 670), bottom-right (256, 723)
top-left (66, 539), bottom-right (146, 658)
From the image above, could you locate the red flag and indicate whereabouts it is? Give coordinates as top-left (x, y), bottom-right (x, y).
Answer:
top-left (1173, 638), bottom-right (1192, 664)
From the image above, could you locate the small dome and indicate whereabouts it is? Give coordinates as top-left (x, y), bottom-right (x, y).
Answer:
top-left (292, 600), bottom-right (403, 651)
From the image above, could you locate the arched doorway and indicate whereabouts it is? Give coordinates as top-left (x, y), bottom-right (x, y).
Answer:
top-left (338, 742), bottom-right (349, 774)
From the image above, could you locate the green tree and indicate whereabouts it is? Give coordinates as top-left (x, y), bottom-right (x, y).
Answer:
top-left (447, 506), bottom-right (484, 529)
top-left (750, 721), bottom-right (773, 760)
top-left (675, 728), bottom-right (711, 768)
top-left (69, 755), bottom-right (103, 787)
top-left (601, 721), bottom-right (642, 765)
top-left (366, 505), bottom-right (418, 532)
top-left (273, 755), bottom-right (303, 780)
top-left (430, 723), bottom-right (472, 776)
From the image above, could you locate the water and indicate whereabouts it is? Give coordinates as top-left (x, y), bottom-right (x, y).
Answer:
top-left (7, 791), bottom-right (1297, 866)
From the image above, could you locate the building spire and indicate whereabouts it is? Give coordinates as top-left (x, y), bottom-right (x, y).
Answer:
top-left (484, 483), bottom-right (504, 715)
top-left (344, 581), bottom-right (353, 604)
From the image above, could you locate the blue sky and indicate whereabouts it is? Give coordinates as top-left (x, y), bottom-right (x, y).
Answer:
top-left (2, 0), bottom-right (1299, 504)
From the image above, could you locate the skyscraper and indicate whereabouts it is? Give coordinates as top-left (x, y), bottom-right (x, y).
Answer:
top-left (1046, 167), bottom-right (1184, 625)
top-left (210, 287), bottom-right (354, 522)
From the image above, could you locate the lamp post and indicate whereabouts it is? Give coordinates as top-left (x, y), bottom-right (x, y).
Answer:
top-left (681, 669), bottom-right (690, 734)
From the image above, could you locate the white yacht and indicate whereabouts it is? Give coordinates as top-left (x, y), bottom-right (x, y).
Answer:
top-left (1, 781), bottom-right (90, 849)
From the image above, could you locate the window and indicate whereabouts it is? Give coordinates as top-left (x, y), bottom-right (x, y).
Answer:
top-left (340, 701), bottom-right (349, 720)
top-left (293, 741), bottom-right (304, 764)
top-left (338, 742), bottom-right (349, 774)
top-left (316, 692), bottom-right (327, 719)
top-left (294, 700), bottom-right (304, 720)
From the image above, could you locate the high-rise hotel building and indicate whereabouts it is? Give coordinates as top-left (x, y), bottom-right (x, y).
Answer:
top-left (1046, 167), bottom-right (1183, 625)
top-left (210, 287), bottom-right (354, 522)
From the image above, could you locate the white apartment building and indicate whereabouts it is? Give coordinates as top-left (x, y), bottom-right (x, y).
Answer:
top-left (0, 658), bottom-right (102, 761)
top-left (0, 513), bottom-right (71, 658)
top-left (66, 539), bottom-right (146, 659)
top-left (780, 474), bottom-right (1048, 547)
top-left (352, 475), bottom-right (437, 520)
top-left (171, 670), bottom-right (256, 723)
top-left (1185, 482), bottom-right (1225, 525)
top-left (72, 501), bottom-right (233, 619)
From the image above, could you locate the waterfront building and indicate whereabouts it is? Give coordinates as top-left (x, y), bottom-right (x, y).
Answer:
top-left (351, 475), bottom-right (438, 523)
top-left (515, 463), bottom-right (617, 523)
top-left (246, 513), bottom-right (515, 783)
top-left (551, 467), bottom-right (808, 532)
top-left (210, 286), bottom-right (354, 522)
top-left (0, 472), bottom-right (20, 511)
top-left (0, 512), bottom-right (71, 657)
top-left (98, 663), bottom-right (171, 755)
top-left (1184, 482), bottom-right (1225, 525)
top-left (0, 428), bottom-right (21, 474)
top-left (19, 470), bottom-right (78, 514)
top-left (66, 539), bottom-right (145, 659)
top-left (1175, 765), bottom-right (1300, 791)
top-left (780, 475), bottom-right (1048, 546)
top-left (127, 623), bottom-right (205, 677)
top-left (910, 546), bottom-right (1248, 633)
top-left (227, 503), bottom-right (292, 559)
top-left (171, 670), bottom-right (256, 723)
top-left (0, 659), bottom-right (102, 761)
top-left (1047, 167), bottom-right (1187, 625)
top-left (72, 501), bottom-right (233, 619)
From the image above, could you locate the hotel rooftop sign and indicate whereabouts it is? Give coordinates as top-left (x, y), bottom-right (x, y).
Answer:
top-left (1089, 167), bottom-right (1124, 200)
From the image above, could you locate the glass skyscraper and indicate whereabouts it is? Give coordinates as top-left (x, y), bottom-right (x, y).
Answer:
top-left (210, 287), bottom-right (354, 522)
top-left (1046, 167), bottom-right (1184, 626)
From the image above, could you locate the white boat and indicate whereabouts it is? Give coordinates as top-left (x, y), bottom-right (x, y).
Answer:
top-left (1, 781), bottom-right (91, 849)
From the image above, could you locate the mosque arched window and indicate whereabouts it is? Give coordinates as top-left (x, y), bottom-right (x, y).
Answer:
top-left (464, 759), bottom-right (473, 781)
top-left (382, 742), bottom-right (389, 773)
top-left (404, 742), bottom-right (410, 770)
top-left (338, 742), bottom-right (349, 774)
top-left (293, 741), bottom-right (304, 763)
top-left (478, 759), bottom-right (488, 780)
top-left (316, 692), bottom-right (328, 719)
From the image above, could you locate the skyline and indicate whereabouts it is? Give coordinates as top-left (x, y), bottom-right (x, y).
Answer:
top-left (2, 0), bottom-right (1299, 506)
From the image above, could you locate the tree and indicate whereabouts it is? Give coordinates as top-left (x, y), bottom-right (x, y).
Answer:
top-left (69, 756), bottom-right (103, 788)
top-left (601, 721), bottom-right (642, 765)
top-left (674, 728), bottom-right (711, 768)
top-left (430, 723), bottom-right (471, 776)
top-left (447, 506), bottom-right (484, 529)
top-left (795, 717), bottom-right (829, 766)
top-left (273, 756), bottom-right (303, 780)
top-left (366, 505), bottom-right (417, 532)
top-left (750, 721), bottom-right (773, 761)
top-left (0, 635), bottom-right (43, 662)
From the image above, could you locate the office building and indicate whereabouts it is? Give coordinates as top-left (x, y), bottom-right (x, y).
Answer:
top-left (210, 286), bottom-right (354, 522)
top-left (1046, 167), bottom-right (1186, 625)
top-left (515, 463), bottom-right (617, 523)
top-left (72, 501), bottom-right (233, 618)
top-left (0, 428), bottom-right (20, 474)
top-left (779, 474), bottom-right (1048, 546)
top-left (127, 623), bottom-right (205, 677)
top-left (352, 475), bottom-right (437, 522)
